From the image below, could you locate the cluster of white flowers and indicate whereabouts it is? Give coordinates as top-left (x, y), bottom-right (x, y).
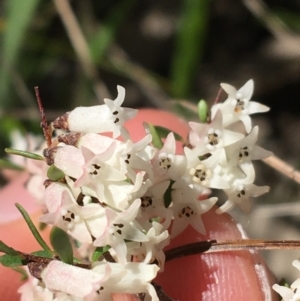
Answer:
top-left (273, 260), bottom-right (300, 301)
top-left (17, 80), bottom-right (272, 301)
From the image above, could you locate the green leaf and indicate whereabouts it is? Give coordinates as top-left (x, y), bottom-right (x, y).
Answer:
top-left (39, 222), bottom-right (48, 231)
top-left (47, 165), bottom-right (65, 181)
top-left (50, 227), bottom-right (73, 264)
top-left (30, 250), bottom-right (53, 258)
top-left (15, 203), bottom-right (52, 253)
top-left (5, 148), bottom-right (44, 160)
top-left (148, 124), bottom-right (163, 149)
top-left (197, 99), bottom-right (208, 123)
top-left (0, 158), bottom-right (24, 171)
top-left (0, 254), bottom-right (25, 267)
top-left (171, 0), bottom-right (210, 98)
top-left (0, 0), bottom-right (41, 108)
top-left (273, 9), bottom-right (300, 32)
top-left (12, 267), bottom-right (28, 281)
top-left (153, 126), bottom-right (183, 142)
top-left (164, 180), bottom-right (174, 208)
top-left (92, 246), bottom-right (111, 262)
top-left (0, 240), bottom-right (20, 255)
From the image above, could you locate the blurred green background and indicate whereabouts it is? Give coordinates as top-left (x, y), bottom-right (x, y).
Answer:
top-left (1, 0), bottom-right (300, 281)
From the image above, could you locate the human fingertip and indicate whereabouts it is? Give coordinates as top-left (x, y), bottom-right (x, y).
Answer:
top-left (155, 209), bottom-right (277, 301)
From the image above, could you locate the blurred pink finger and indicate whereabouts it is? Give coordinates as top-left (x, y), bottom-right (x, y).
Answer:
top-left (0, 173), bottom-right (39, 224)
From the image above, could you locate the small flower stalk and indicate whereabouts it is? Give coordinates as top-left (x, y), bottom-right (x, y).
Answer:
top-left (1, 80), bottom-right (277, 300)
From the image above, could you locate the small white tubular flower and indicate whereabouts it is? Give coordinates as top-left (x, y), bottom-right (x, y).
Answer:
top-left (138, 181), bottom-right (173, 230)
top-left (64, 86), bottom-right (137, 138)
top-left (176, 147), bottom-right (229, 192)
top-left (273, 260), bottom-right (300, 301)
top-left (189, 110), bottom-right (244, 152)
top-left (42, 260), bottom-right (109, 298)
top-left (152, 132), bottom-right (187, 181)
top-left (290, 260), bottom-right (300, 291)
top-left (91, 261), bottom-right (160, 301)
top-left (212, 79), bottom-right (269, 132)
top-left (133, 221), bottom-right (170, 270)
top-left (217, 163), bottom-right (269, 213)
top-left (74, 146), bottom-right (126, 202)
top-left (171, 186), bottom-right (218, 237)
top-left (107, 171), bottom-right (151, 210)
top-left (40, 184), bottom-right (93, 243)
top-left (104, 86), bottom-right (138, 137)
top-left (272, 284), bottom-right (300, 301)
top-left (93, 199), bottom-right (149, 263)
top-left (54, 144), bottom-right (85, 179)
top-left (76, 203), bottom-right (107, 241)
top-left (105, 180), bottom-right (138, 210)
top-left (18, 274), bottom-right (54, 301)
top-left (110, 134), bottom-right (154, 182)
top-left (78, 133), bottom-right (116, 155)
top-left (225, 126), bottom-right (272, 167)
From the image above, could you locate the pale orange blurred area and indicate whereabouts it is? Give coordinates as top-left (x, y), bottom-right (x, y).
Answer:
top-left (0, 173), bottom-right (40, 224)
top-left (0, 212), bottom-right (51, 301)
top-left (125, 109), bottom-right (189, 154)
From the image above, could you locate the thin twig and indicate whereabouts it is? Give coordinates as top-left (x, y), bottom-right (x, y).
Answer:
top-left (243, 0), bottom-right (300, 57)
top-left (34, 87), bottom-right (52, 148)
top-left (263, 156), bottom-right (300, 185)
top-left (165, 239), bottom-right (300, 262)
top-left (243, 0), bottom-right (290, 39)
top-left (53, 0), bottom-right (110, 101)
top-left (251, 202), bottom-right (300, 219)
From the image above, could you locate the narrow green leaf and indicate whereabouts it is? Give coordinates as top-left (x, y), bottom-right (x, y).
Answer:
top-left (5, 148), bottom-right (44, 160)
top-left (0, 158), bottom-right (24, 171)
top-left (197, 99), bottom-right (208, 123)
top-left (164, 180), bottom-right (174, 208)
top-left (0, 240), bottom-right (20, 255)
top-left (0, 254), bottom-right (25, 267)
top-left (12, 267), bottom-right (28, 281)
top-left (0, 0), bottom-right (41, 108)
top-left (30, 250), bottom-right (53, 258)
top-left (47, 165), bottom-right (65, 181)
top-left (153, 126), bottom-right (183, 142)
top-left (50, 227), bottom-right (73, 264)
top-left (171, 0), bottom-right (210, 98)
top-left (148, 124), bottom-right (163, 149)
top-left (92, 246), bottom-right (111, 262)
top-left (15, 203), bottom-right (52, 252)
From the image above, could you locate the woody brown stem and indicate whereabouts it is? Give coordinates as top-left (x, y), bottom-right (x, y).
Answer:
top-left (165, 239), bottom-right (300, 262)
top-left (34, 87), bottom-right (52, 148)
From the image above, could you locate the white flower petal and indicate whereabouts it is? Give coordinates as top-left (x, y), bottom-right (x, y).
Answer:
top-left (42, 261), bottom-right (106, 298)
top-left (272, 284), bottom-right (295, 301)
